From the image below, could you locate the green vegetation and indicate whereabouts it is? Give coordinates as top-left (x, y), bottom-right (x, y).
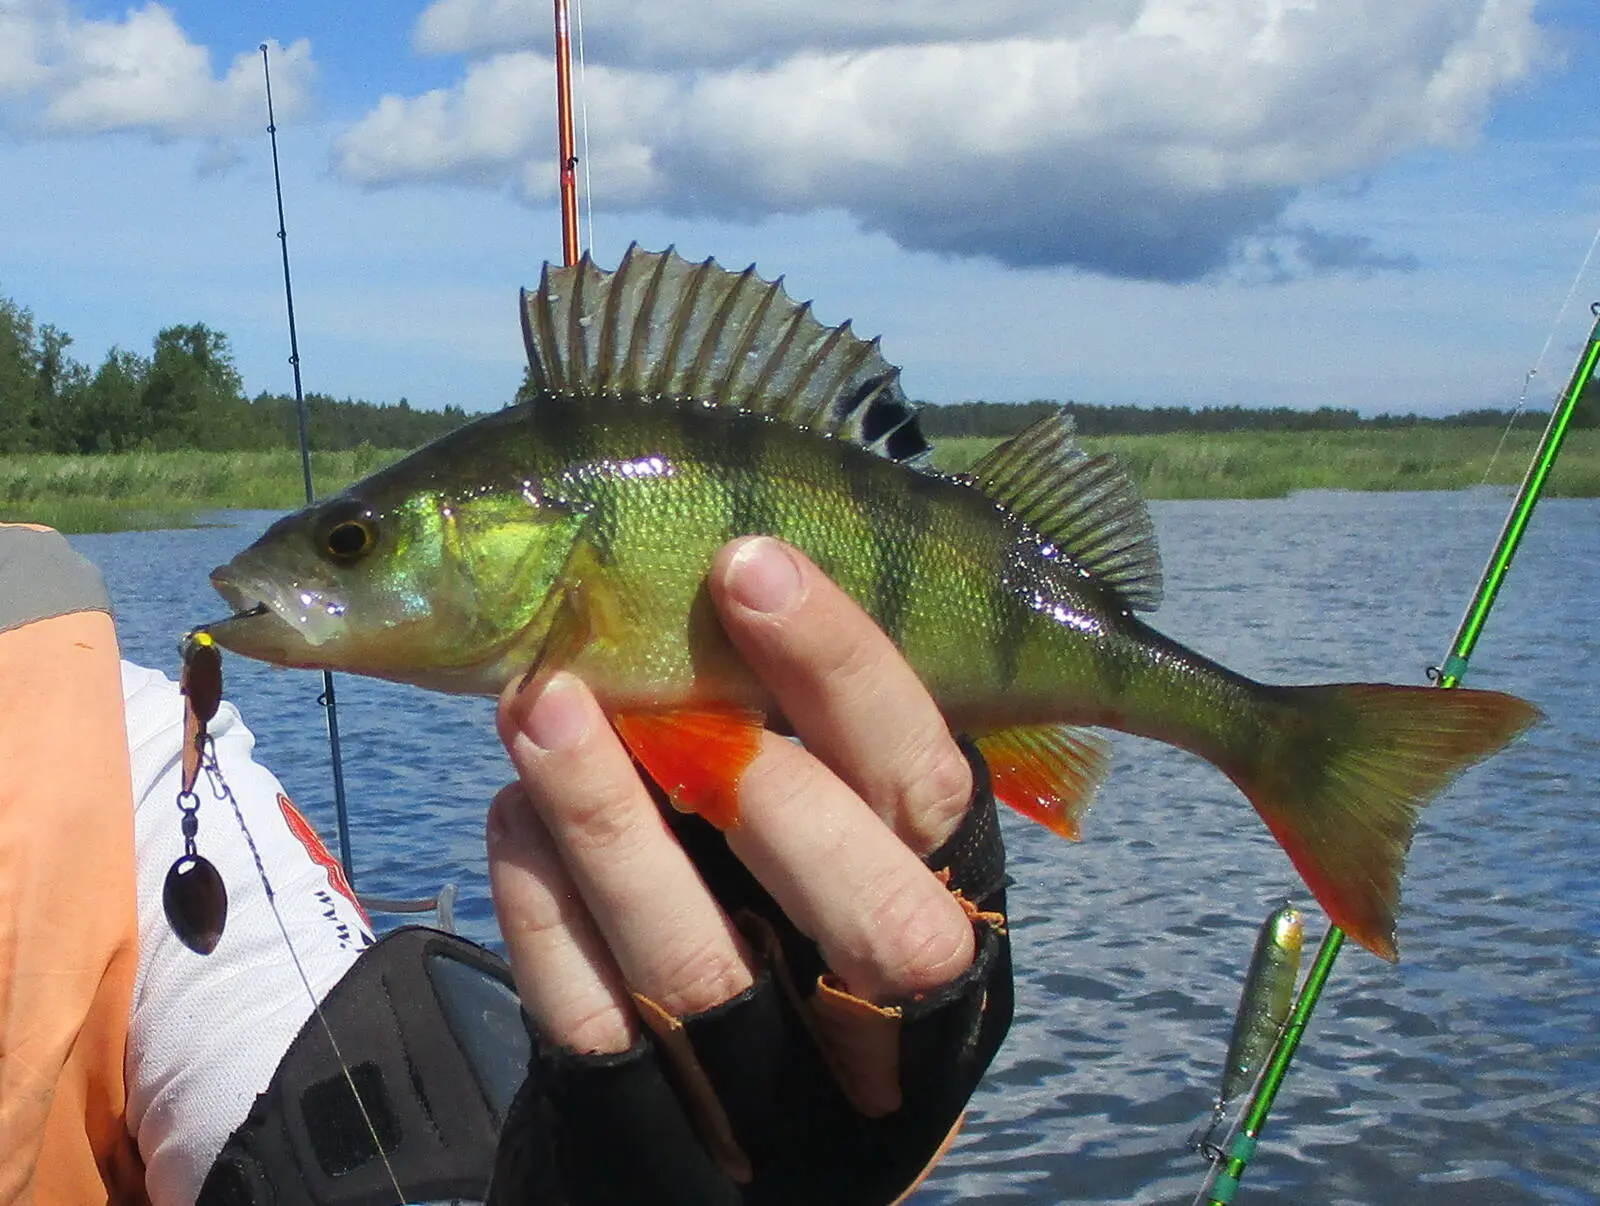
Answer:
top-left (1, 447), bottom-right (406, 532)
top-left (931, 427), bottom-right (1600, 498)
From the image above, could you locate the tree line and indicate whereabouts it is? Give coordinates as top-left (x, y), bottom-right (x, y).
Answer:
top-left (3, 291), bottom-right (1594, 456)
top-left (916, 397), bottom-right (1591, 439)
top-left (0, 296), bottom-right (470, 455)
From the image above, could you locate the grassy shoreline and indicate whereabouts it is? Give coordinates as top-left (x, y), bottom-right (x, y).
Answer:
top-left (931, 427), bottom-right (1600, 498)
top-left (4, 428), bottom-right (1596, 534)
top-left (1, 447), bottom-right (406, 533)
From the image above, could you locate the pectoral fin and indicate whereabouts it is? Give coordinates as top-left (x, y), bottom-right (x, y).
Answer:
top-left (612, 706), bottom-right (767, 829)
top-left (972, 724), bottom-right (1112, 840)
top-left (518, 541), bottom-right (627, 689)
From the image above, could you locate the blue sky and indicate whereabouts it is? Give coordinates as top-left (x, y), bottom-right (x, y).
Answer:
top-left (1, 0), bottom-right (1596, 418)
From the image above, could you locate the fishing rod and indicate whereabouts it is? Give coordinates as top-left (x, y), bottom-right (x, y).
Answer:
top-left (553, 0), bottom-right (581, 265)
top-left (260, 43), bottom-right (357, 885)
top-left (1197, 299), bottom-right (1600, 1204)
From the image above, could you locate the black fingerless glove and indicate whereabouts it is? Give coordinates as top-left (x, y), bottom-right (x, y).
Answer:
top-left (489, 742), bottom-right (1012, 1205)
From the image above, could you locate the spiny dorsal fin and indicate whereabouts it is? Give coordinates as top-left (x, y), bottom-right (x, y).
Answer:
top-left (520, 243), bottom-right (930, 465)
top-left (968, 411), bottom-right (1163, 612)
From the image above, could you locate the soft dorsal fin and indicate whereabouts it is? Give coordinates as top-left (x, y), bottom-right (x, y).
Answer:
top-left (968, 411), bottom-right (1163, 612)
top-left (521, 244), bottom-right (930, 466)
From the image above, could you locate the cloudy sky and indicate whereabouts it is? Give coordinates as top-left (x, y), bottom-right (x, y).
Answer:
top-left (2, 0), bottom-right (1596, 417)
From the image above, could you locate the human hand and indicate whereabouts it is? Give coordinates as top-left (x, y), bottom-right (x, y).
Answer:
top-left (483, 536), bottom-right (1012, 1205)
top-left (487, 534), bottom-right (979, 1053)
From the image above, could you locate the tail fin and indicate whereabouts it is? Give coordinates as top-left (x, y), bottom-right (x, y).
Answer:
top-left (1238, 684), bottom-right (1538, 961)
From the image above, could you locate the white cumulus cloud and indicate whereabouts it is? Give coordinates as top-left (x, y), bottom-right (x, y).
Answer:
top-left (0, 0), bottom-right (313, 140)
top-left (412, 0), bottom-right (1119, 67)
top-left (335, 50), bottom-right (547, 186)
top-left (340, 0), bottom-right (1544, 281)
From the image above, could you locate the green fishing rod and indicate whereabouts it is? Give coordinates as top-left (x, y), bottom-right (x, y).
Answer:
top-left (1198, 300), bottom-right (1600, 1205)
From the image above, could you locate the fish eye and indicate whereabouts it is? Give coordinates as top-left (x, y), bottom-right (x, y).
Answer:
top-left (316, 503), bottom-right (379, 564)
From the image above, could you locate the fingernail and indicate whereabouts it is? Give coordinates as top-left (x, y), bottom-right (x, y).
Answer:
top-left (521, 672), bottom-right (590, 752)
top-left (725, 537), bottom-right (801, 614)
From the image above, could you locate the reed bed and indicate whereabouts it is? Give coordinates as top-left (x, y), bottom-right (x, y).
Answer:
top-left (0, 447), bottom-right (405, 533)
top-left (5, 428), bottom-right (1597, 534)
top-left (931, 427), bottom-right (1600, 499)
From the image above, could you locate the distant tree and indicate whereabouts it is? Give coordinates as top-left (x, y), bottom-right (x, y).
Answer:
top-left (918, 400), bottom-right (1061, 439)
top-left (918, 399), bottom-right (1371, 439)
top-left (141, 323), bottom-right (246, 450)
top-left (236, 390), bottom-right (473, 452)
top-left (32, 324), bottom-right (88, 450)
top-left (513, 364), bottom-right (539, 407)
top-left (0, 297), bottom-right (41, 452)
top-left (0, 294), bottom-right (486, 455)
top-left (0, 298), bottom-right (94, 452)
top-left (61, 349), bottom-right (151, 452)
top-left (34, 324), bottom-right (73, 403)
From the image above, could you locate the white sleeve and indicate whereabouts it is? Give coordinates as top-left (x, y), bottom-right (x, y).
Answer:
top-left (121, 661), bottom-right (374, 1206)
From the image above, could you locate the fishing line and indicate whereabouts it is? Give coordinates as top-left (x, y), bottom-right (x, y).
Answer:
top-left (579, 0), bottom-right (598, 249)
top-left (1408, 208), bottom-right (1600, 663)
top-left (1479, 216), bottom-right (1600, 486)
top-left (1187, 1084), bottom-right (1263, 1206)
top-left (1516, 218), bottom-right (1600, 403)
top-left (208, 753), bottom-right (408, 1203)
top-left (176, 635), bottom-right (402, 1196)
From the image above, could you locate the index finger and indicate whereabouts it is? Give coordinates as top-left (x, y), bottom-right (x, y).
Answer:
top-left (709, 536), bottom-right (972, 856)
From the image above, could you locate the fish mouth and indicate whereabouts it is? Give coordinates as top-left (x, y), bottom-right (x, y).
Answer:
top-left (210, 568), bottom-right (266, 617)
top-left (205, 564), bottom-right (346, 662)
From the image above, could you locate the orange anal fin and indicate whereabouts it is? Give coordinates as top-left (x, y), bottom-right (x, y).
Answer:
top-left (972, 724), bottom-right (1111, 840)
top-left (612, 706), bottom-right (766, 830)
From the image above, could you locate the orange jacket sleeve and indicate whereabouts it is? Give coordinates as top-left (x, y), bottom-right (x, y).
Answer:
top-left (1, 523), bottom-right (147, 1205)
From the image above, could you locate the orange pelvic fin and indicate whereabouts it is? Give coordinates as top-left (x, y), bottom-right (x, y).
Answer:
top-left (612, 706), bottom-right (766, 829)
top-left (972, 724), bottom-right (1112, 840)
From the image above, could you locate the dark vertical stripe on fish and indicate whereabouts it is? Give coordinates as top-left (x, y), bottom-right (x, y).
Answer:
top-left (723, 414), bottom-right (789, 543)
top-left (992, 556), bottom-right (1034, 692)
top-left (887, 468), bottom-right (948, 649)
top-left (529, 389), bottom-right (598, 468)
top-left (842, 452), bottom-right (915, 645)
top-left (1100, 637), bottom-right (1143, 710)
top-left (532, 391), bottom-right (616, 560)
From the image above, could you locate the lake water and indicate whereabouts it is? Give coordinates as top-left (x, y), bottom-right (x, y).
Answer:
top-left (71, 490), bottom-right (1598, 1204)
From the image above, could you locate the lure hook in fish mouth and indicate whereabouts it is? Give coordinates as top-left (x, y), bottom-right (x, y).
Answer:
top-left (210, 570), bottom-right (273, 622)
top-left (222, 602), bottom-right (270, 623)
top-left (206, 574), bottom-right (277, 632)
top-left (206, 567), bottom-right (349, 652)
